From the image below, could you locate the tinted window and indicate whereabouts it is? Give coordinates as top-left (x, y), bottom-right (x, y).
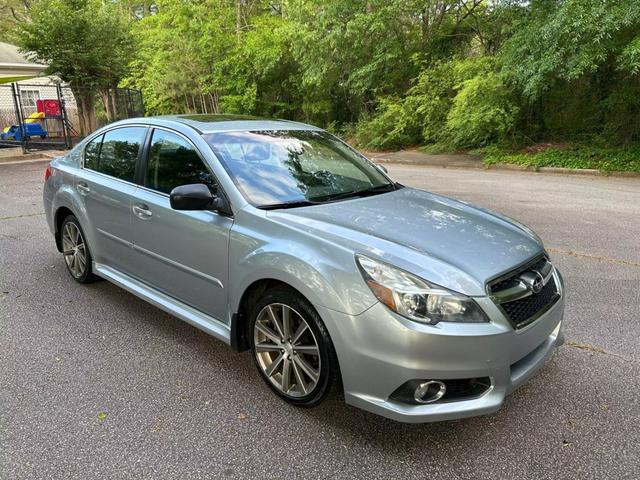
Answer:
top-left (145, 129), bottom-right (217, 194)
top-left (96, 127), bottom-right (147, 182)
top-left (84, 134), bottom-right (102, 170)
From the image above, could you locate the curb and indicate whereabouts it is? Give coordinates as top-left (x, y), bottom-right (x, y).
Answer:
top-left (374, 159), bottom-right (640, 178)
top-left (0, 151), bottom-right (66, 166)
top-left (374, 157), bottom-right (484, 169)
top-left (487, 163), bottom-right (640, 178)
top-left (0, 158), bottom-right (53, 166)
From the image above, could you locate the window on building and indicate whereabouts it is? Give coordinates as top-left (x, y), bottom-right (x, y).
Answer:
top-left (20, 90), bottom-right (40, 108)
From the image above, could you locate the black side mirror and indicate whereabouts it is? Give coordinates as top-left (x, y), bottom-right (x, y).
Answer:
top-left (170, 184), bottom-right (215, 211)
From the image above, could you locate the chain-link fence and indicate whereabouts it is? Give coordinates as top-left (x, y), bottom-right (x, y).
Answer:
top-left (0, 85), bottom-right (16, 133)
top-left (0, 82), bottom-right (144, 152)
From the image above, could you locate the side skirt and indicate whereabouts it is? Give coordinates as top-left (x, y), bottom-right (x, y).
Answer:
top-left (93, 262), bottom-right (231, 345)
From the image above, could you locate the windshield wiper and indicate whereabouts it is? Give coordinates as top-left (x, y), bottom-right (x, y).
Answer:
top-left (258, 184), bottom-right (399, 209)
top-left (313, 183), bottom-right (398, 203)
top-left (258, 200), bottom-right (320, 210)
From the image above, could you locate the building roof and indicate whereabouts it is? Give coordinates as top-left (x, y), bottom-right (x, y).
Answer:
top-left (0, 42), bottom-right (47, 72)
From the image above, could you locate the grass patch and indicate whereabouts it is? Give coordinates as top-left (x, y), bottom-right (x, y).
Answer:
top-left (474, 144), bottom-right (640, 172)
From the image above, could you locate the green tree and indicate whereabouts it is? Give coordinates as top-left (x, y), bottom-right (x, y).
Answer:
top-left (15, 0), bottom-right (134, 134)
top-left (8, 0), bottom-right (633, 151)
top-left (502, 0), bottom-right (640, 143)
top-left (0, 0), bottom-right (32, 42)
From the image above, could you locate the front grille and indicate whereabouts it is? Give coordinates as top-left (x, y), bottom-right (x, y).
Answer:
top-left (490, 256), bottom-right (548, 293)
top-left (489, 256), bottom-right (560, 329)
top-left (501, 277), bottom-right (559, 328)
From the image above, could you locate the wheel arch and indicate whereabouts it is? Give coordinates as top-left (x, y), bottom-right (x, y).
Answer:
top-left (53, 206), bottom-right (75, 252)
top-left (50, 185), bottom-right (94, 255)
top-left (228, 243), bottom-right (376, 351)
top-left (231, 278), bottom-right (304, 352)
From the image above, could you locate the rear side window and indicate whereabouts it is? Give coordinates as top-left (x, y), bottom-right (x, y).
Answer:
top-left (88, 127), bottom-right (147, 182)
top-left (84, 134), bottom-right (102, 170)
top-left (145, 129), bottom-right (217, 194)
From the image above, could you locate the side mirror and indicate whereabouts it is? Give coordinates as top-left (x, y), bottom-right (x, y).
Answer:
top-left (170, 183), bottom-right (215, 211)
top-left (375, 163), bottom-right (388, 174)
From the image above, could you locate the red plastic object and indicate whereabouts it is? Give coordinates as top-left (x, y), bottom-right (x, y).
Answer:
top-left (44, 164), bottom-right (52, 182)
top-left (36, 99), bottom-right (61, 116)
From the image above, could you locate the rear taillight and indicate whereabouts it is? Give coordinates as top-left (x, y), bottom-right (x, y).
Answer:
top-left (44, 164), bottom-right (52, 182)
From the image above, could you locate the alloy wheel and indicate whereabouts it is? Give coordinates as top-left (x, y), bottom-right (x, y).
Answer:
top-left (61, 221), bottom-right (87, 279)
top-left (253, 303), bottom-right (321, 397)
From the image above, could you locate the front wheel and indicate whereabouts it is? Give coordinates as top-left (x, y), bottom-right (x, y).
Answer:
top-left (249, 287), bottom-right (338, 407)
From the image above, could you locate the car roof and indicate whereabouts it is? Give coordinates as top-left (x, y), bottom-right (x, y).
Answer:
top-left (112, 114), bottom-right (323, 134)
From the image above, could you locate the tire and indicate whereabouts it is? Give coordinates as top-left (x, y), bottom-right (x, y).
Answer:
top-left (60, 215), bottom-right (99, 283)
top-left (249, 286), bottom-right (339, 407)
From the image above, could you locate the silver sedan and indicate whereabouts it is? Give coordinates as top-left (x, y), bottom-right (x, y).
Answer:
top-left (43, 115), bottom-right (564, 422)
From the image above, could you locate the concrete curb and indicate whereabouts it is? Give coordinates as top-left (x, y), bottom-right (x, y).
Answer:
top-left (0, 151), bottom-right (66, 165)
top-left (373, 158), bottom-right (640, 178)
top-left (486, 163), bottom-right (640, 178)
top-left (0, 158), bottom-right (53, 166)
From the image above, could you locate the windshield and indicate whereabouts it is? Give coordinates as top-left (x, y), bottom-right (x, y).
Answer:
top-left (203, 130), bottom-right (395, 208)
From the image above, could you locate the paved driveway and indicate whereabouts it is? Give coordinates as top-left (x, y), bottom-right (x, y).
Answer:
top-left (1, 161), bottom-right (638, 479)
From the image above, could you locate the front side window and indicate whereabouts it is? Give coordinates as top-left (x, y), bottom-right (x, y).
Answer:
top-left (145, 129), bottom-right (217, 194)
top-left (94, 127), bottom-right (147, 182)
top-left (203, 130), bottom-right (394, 208)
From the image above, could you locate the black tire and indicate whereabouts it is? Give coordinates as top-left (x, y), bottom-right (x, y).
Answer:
top-left (60, 215), bottom-right (100, 284)
top-left (249, 286), bottom-right (339, 407)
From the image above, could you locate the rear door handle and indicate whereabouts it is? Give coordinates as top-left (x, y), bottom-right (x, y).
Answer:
top-left (77, 183), bottom-right (90, 195)
top-left (133, 204), bottom-right (153, 219)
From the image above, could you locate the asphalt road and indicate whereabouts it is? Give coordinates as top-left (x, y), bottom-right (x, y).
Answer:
top-left (1, 161), bottom-right (639, 480)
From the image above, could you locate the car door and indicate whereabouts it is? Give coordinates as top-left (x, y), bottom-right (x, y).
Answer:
top-left (130, 127), bottom-right (232, 322)
top-left (76, 126), bottom-right (148, 274)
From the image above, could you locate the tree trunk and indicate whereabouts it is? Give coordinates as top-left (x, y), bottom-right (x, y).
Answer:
top-left (236, 0), bottom-right (241, 33)
top-left (110, 88), bottom-right (119, 120)
top-left (99, 89), bottom-right (115, 123)
top-left (209, 91), bottom-right (220, 113)
top-left (72, 87), bottom-right (97, 136)
top-left (201, 93), bottom-right (207, 114)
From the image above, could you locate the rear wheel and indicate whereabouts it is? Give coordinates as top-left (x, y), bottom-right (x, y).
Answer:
top-left (60, 215), bottom-right (99, 283)
top-left (249, 287), bottom-right (338, 407)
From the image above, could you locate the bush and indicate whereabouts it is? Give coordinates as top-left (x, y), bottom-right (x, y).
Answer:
top-left (353, 58), bottom-right (497, 151)
top-left (445, 71), bottom-right (518, 148)
top-left (353, 97), bottom-right (421, 150)
top-left (408, 60), bottom-right (457, 145)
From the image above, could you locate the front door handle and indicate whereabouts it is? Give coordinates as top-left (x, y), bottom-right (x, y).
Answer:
top-left (77, 182), bottom-right (90, 195)
top-left (133, 204), bottom-right (153, 219)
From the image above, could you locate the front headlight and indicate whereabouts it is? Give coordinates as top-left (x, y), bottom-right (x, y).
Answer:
top-left (356, 255), bottom-right (489, 325)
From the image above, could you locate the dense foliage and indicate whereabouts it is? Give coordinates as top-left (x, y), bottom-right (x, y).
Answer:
top-left (9, 0), bottom-right (640, 156)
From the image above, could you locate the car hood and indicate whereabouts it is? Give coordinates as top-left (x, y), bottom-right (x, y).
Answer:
top-left (266, 187), bottom-right (543, 296)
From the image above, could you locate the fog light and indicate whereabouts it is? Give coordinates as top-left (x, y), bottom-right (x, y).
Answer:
top-left (414, 380), bottom-right (447, 404)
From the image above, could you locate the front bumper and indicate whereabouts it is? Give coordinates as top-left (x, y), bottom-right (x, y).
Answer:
top-left (318, 272), bottom-right (565, 423)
